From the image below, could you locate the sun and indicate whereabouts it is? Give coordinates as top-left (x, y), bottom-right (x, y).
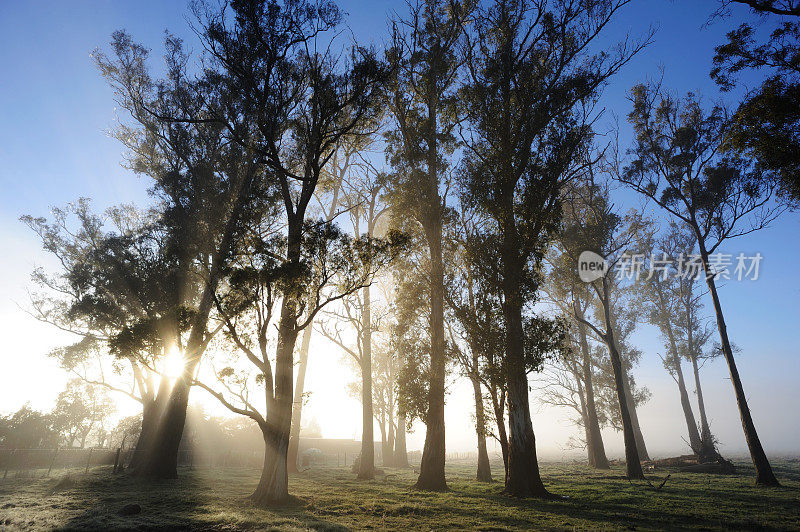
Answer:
top-left (164, 345), bottom-right (186, 379)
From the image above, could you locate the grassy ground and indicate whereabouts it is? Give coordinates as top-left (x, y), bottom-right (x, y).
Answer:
top-left (0, 459), bottom-right (799, 530)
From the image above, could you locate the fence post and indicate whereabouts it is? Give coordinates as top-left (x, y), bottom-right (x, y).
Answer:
top-left (46, 447), bottom-right (59, 477)
top-left (113, 447), bottom-right (121, 473)
top-left (85, 448), bottom-right (93, 474)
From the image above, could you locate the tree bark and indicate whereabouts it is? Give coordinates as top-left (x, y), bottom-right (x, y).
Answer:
top-left (690, 353), bottom-right (714, 449)
top-left (287, 323), bottom-right (313, 473)
top-left (250, 296), bottom-right (299, 505)
top-left (415, 226), bottom-right (447, 490)
top-left (393, 410), bottom-right (409, 468)
top-left (664, 322), bottom-right (703, 453)
top-left (621, 367), bottom-right (650, 461)
top-left (358, 284), bottom-right (375, 479)
top-left (385, 417), bottom-right (395, 468)
top-left (502, 271), bottom-right (548, 496)
top-left (697, 240), bottom-right (779, 486)
top-left (469, 359), bottom-right (492, 482)
top-left (576, 311), bottom-right (609, 469)
top-left (600, 278), bottom-right (644, 480)
top-left (129, 375), bottom-right (170, 470)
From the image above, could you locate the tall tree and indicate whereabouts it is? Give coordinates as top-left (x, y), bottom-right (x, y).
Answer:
top-left (384, 0), bottom-right (464, 491)
top-left (556, 181), bottom-right (647, 480)
top-left (620, 82), bottom-right (786, 486)
top-left (95, 31), bottom-right (262, 479)
top-left (459, 0), bottom-right (645, 496)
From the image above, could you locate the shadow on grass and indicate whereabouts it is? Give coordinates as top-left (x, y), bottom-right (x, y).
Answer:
top-left (57, 467), bottom-right (347, 531)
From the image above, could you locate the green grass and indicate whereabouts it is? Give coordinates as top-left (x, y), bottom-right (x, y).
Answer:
top-left (1, 459), bottom-right (799, 530)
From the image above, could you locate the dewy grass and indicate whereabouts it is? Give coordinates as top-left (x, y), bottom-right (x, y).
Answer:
top-left (1, 460), bottom-right (799, 530)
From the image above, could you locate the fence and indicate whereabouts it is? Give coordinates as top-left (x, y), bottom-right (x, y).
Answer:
top-left (0, 447), bottom-right (117, 479)
top-left (0, 446), bottom-right (424, 480)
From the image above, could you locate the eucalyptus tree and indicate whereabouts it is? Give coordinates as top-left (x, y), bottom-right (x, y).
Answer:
top-left (196, 182), bottom-right (397, 502)
top-left (194, 0), bottom-right (388, 503)
top-left (95, 31), bottom-right (263, 479)
top-left (632, 224), bottom-right (704, 455)
top-left (23, 201), bottom-right (180, 467)
top-left (711, 0), bottom-right (800, 204)
top-left (384, 0), bottom-right (466, 491)
top-left (555, 181), bottom-right (648, 480)
top-left (541, 257), bottom-right (610, 470)
top-left (458, 0), bottom-right (646, 496)
top-left (620, 82), bottom-right (785, 485)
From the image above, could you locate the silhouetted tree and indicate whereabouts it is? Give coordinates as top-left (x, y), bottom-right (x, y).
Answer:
top-left (711, 1), bottom-right (800, 204)
top-left (620, 82), bottom-right (786, 485)
top-left (384, 0), bottom-right (465, 491)
top-left (458, 0), bottom-right (647, 496)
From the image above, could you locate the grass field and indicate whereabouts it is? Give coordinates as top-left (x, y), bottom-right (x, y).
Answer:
top-left (1, 459), bottom-right (799, 530)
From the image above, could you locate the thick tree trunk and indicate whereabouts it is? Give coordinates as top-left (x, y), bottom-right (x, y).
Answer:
top-left (415, 229), bottom-right (447, 491)
top-left (130, 375), bottom-right (172, 470)
top-left (359, 285), bottom-right (375, 479)
top-left (502, 291), bottom-right (548, 496)
top-left (469, 363), bottom-right (492, 482)
top-left (251, 296), bottom-right (299, 506)
top-left (287, 323), bottom-right (313, 473)
top-left (393, 411), bottom-right (409, 468)
top-left (576, 313), bottom-right (609, 469)
top-left (601, 279), bottom-right (644, 480)
top-left (697, 241), bottom-right (779, 486)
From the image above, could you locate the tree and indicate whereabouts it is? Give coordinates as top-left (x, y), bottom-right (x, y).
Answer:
top-left (95, 31), bottom-right (263, 479)
top-left (52, 379), bottom-right (116, 448)
top-left (0, 405), bottom-right (58, 450)
top-left (542, 259), bottom-right (610, 470)
top-left (458, 0), bottom-right (646, 496)
top-left (632, 223), bottom-right (705, 455)
top-left (23, 201), bottom-right (180, 468)
top-left (384, 0), bottom-right (465, 491)
top-left (711, 1), bottom-right (800, 204)
top-left (619, 82), bottom-right (786, 486)
top-left (555, 180), bottom-right (647, 479)
top-left (193, 0), bottom-right (387, 504)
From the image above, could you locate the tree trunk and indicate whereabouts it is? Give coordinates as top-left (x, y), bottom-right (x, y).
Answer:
top-left (697, 240), bottom-right (779, 486)
top-left (576, 312), bottom-right (609, 469)
top-left (601, 278), bottom-right (644, 480)
top-left (385, 418), bottom-right (395, 468)
top-left (415, 228), bottom-right (447, 491)
top-left (469, 363), bottom-right (492, 482)
top-left (664, 324), bottom-right (702, 453)
top-left (393, 410), bottom-right (409, 468)
top-left (130, 375), bottom-right (172, 470)
top-left (621, 367), bottom-right (650, 461)
top-left (251, 296), bottom-right (299, 505)
top-left (502, 287), bottom-right (548, 496)
top-left (358, 285), bottom-right (375, 479)
top-left (690, 353), bottom-right (714, 450)
top-left (287, 323), bottom-right (313, 473)
top-left (490, 391), bottom-right (509, 480)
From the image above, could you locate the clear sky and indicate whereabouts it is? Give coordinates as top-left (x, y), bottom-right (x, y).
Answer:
top-left (0, 0), bottom-right (798, 459)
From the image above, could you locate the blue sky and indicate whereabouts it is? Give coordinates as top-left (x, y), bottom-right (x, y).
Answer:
top-left (0, 0), bottom-right (798, 457)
